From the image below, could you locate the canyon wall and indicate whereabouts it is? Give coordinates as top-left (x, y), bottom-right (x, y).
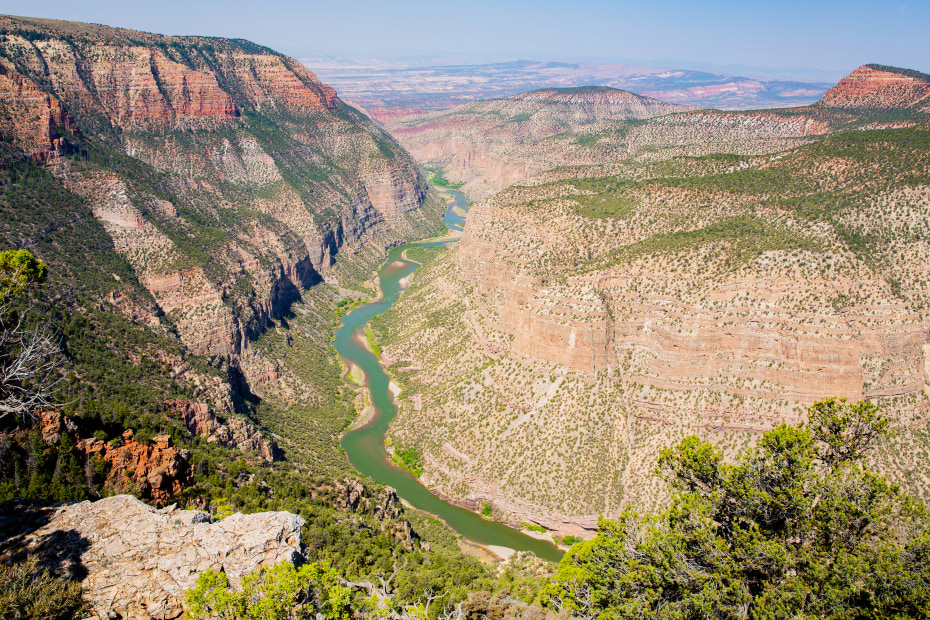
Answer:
top-left (0, 15), bottom-right (444, 407)
top-left (385, 87), bottom-right (854, 200)
top-left (378, 110), bottom-right (930, 533)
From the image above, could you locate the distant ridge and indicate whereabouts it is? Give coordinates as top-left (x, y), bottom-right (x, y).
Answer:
top-left (510, 85), bottom-right (678, 105)
top-left (864, 63), bottom-right (930, 83)
top-left (822, 64), bottom-right (930, 110)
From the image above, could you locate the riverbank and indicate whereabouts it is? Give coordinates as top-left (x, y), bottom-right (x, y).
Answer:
top-left (335, 190), bottom-right (562, 563)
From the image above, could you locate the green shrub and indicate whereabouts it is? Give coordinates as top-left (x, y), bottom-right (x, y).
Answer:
top-left (0, 557), bottom-right (90, 620)
top-left (542, 399), bottom-right (930, 619)
top-left (185, 561), bottom-right (352, 620)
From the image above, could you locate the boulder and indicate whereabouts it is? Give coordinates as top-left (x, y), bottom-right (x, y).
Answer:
top-left (2, 495), bottom-right (304, 620)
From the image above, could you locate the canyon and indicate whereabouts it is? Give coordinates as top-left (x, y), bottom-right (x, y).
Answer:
top-left (376, 65), bottom-right (930, 534)
top-left (0, 14), bottom-right (445, 465)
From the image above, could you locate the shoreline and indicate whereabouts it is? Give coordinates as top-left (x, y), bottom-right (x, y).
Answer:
top-left (336, 185), bottom-right (562, 563)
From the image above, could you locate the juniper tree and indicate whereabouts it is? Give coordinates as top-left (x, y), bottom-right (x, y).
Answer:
top-left (542, 399), bottom-right (930, 619)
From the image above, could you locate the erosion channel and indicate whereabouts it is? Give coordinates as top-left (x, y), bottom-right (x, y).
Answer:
top-left (338, 187), bottom-right (563, 563)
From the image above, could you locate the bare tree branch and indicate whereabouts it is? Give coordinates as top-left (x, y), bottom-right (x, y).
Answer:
top-left (0, 296), bottom-right (65, 423)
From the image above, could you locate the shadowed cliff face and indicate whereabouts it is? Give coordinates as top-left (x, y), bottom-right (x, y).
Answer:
top-left (0, 15), bottom-right (444, 362)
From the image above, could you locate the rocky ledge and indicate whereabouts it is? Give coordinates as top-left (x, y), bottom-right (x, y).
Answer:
top-left (0, 495), bottom-right (304, 620)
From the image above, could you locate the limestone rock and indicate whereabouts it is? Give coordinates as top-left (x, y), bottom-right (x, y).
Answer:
top-left (2, 495), bottom-right (305, 620)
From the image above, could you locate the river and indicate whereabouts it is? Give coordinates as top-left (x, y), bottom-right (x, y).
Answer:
top-left (336, 187), bottom-right (563, 563)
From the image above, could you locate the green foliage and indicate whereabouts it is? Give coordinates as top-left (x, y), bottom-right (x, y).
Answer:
top-left (392, 445), bottom-right (424, 477)
top-left (585, 215), bottom-right (821, 272)
top-left (572, 190), bottom-right (639, 219)
top-left (560, 535), bottom-right (581, 546)
top-left (0, 556), bottom-right (91, 620)
top-left (543, 399), bottom-right (930, 619)
top-left (480, 503), bottom-right (492, 518)
top-left (0, 249), bottom-right (46, 301)
top-left (184, 561), bottom-right (353, 620)
top-left (425, 169), bottom-right (464, 190)
top-left (808, 397), bottom-right (890, 467)
top-left (522, 522), bottom-right (547, 533)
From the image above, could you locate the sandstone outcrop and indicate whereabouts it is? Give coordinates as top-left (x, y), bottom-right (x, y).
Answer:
top-left (0, 495), bottom-right (305, 619)
top-left (35, 411), bottom-right (192, 505)
top-left (77, 431), bottom-right (192, 506)
top-left (0, 58), bottom-right (78, 162)
top-left (166, 399), bottom-right (281, 462)
top-left (821, 64), bottom-right (930, 110)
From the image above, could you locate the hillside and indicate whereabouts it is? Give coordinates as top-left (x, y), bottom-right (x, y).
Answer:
top-left (0, 14), bottom-right (446, 481)
top-left (376, 72), bottom-right (930, 532)
top-left (384, 87), bottom-right (690, 198)
top-left (386, 95), bottom-right (849, 201)
top-left (385, 65), bottom-right (930, 200)
top-left (821, 64), bottom-right (930, 110)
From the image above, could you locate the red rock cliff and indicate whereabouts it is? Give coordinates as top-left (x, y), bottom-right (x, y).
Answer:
top-left (822, 64), bottom-right (930, 110)
top-left (0, 59), bottom-right (78, 161)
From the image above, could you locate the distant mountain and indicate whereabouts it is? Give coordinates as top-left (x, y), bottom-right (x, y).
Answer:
top-left (821, 64), bottom-right (930, 110)
top-left (385, 66), bottom-right (930, 200)
top-left (311, 59), bottom-right (835, 121)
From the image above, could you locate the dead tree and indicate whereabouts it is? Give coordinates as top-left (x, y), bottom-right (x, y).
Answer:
top-left (0, 297), bottom-right (64, 423)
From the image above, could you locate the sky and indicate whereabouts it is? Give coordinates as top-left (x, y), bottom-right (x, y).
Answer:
top-left (3, 0), bottom-right (928, 79)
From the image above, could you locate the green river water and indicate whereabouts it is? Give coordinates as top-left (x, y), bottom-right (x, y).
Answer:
top-left (337, 189), bottom-right (563, 563)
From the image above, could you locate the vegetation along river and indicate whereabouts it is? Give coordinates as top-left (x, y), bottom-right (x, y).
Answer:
top-left (338, 187), bottom-right (563, 563)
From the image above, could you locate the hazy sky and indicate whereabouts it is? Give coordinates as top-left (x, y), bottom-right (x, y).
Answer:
top-left (3, 0), bottom-right (927, 77)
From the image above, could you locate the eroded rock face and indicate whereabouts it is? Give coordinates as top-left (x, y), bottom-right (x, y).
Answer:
top-left (822, 64), bottom-right (930, 110)
top-left (77, 431), bottom-right (192, 505)
top-left (166, 399), bottom-right (281, 462)
top-left (0, 58), bottom-right (78, 162)
top-left (34, 411), bottom-right (192, 505)
top-left (0, 495), bottom-right (304, 620)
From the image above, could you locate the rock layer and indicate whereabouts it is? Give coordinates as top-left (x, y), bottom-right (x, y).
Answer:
top-left (821, 64), bottom-right (930, 110)
top-left (0, 495), bottom-right (304, 620)
top-left (0, 58), bottom-right (78, 161)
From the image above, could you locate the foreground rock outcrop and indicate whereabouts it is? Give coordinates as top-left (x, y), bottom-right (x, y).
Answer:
top-left (0, 495), bottom-right (304, 619)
